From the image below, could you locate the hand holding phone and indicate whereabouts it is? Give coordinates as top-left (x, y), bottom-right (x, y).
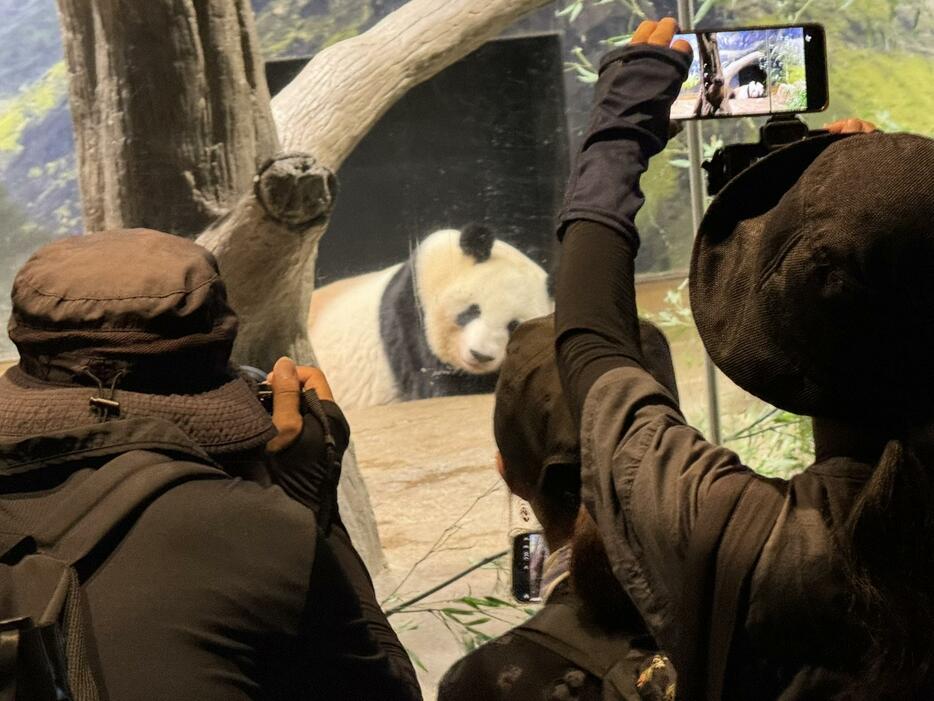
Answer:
top-left (630, 17), bottom-right (693, 55)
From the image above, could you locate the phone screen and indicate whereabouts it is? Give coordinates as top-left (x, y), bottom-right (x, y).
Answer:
top-left (671, 24), bottom-right (826, 120)
top-left (511, 531), bottom-right (550, 603)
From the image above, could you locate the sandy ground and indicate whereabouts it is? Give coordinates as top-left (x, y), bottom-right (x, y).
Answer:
top-left (346, 393), bottom-right (516, 698)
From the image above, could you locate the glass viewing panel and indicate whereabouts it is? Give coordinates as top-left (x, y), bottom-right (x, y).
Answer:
top-left (0, 1), bottom-right (932, 698)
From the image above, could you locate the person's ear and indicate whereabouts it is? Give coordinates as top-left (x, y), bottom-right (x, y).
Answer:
top-left (497, 451), bottom-right (534, 500)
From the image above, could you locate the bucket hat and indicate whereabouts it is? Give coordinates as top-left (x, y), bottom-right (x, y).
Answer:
top-left (494, 314), bottom-right (678, 495)
top-left (690, 132), bottom-right (934, 421)
top-left (0, 229), bottom-right (276, 454)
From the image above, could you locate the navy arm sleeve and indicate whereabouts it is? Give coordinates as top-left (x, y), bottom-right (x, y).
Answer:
top-left (555, 44), bottom-right (692, 423)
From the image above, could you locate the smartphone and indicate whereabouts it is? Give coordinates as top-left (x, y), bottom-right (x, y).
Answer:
top-left (671, 23), bottom-right (827, 120)
top-left (511, 531), bottom-right (549, 603)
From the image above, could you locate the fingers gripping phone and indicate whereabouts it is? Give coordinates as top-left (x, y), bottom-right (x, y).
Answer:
top-left (672, 23), bottom-right (828, 120)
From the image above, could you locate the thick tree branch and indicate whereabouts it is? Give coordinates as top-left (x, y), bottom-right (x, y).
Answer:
top-left (271, 0), bottom-right (555, 169)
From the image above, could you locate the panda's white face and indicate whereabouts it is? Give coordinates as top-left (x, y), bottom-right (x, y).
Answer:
top-left (449, 301), bottom-right (522, 374)
top-left (416, 230), bottom-right (552, 374)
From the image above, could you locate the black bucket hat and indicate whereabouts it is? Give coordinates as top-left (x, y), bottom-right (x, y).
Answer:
top-left (494, 314), bottom-right (678, 495)
top-left (0, 229), bottom-right (276, 454)
top-left (690, 132), bottom-right (934, 421)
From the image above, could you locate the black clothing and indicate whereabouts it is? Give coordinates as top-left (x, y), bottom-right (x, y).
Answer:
top-left (557, 44), bottom-right (692, 247)
top-left (438, 580), bottom-right (664, 701)
top-left (554, 46), bottom-right (870, 698)
top-left (0, 413), bottom-right (421, 701)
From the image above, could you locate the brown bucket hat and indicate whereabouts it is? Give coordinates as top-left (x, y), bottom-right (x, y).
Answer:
top-left (690, 132), bottom-right (934, 421)
top-left (495, 314), bottom-right (678, 495)
top-left (0, 229), bottom-right (276, 454)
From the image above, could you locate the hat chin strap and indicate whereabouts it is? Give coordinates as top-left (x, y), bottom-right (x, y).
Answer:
top-left (83, 367), bottom-right (126, 421)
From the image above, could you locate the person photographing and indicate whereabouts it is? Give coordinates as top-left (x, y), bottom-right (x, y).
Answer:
top-left (555, 17), bottom-right (934, 700)
top-left (0, 229), bottom-right (421, 700)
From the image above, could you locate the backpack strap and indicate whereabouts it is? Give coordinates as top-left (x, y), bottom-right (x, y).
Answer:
top-left (678, 473), bottom-right (785, 700)
top-left (28, 449), bottom-right (226, 568)
top-left (300, 390), bottom-right (341, 533)
top-left (0, 449), bottom-right (226, 701)
top-left (512, 600), bottom-right (640, 698)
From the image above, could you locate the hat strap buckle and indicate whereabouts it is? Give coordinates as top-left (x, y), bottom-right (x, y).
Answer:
top-left (85, 368), bottom-right (125, 420)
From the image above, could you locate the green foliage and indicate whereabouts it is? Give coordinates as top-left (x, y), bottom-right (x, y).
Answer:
top-left (253, 0), bottom-right (388, 59)
top-left (0, 62), bottom-right (67, 154)
top-left (785, 83), bottom-right (808, 111)
top-left (821, 47), bottom-right (934, 134)
top-left (565, 47), bottom-right (598, 84)
top-left (402, 591), bottom-right (535, 657)
top-left (723, 407), bottom-right (814, 478)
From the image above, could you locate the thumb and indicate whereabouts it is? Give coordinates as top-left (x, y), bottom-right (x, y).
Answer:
top-left (266, 356), bottom-right (303, 452)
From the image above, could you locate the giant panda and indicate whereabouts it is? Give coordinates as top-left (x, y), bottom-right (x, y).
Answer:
top-left (308, 225), bottom-right (552, 409)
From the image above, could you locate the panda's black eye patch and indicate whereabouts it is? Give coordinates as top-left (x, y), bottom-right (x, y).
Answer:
top-left (507, 320), bottom-right (520, 335)
top-left (456, 304), bottom-right (481, 327)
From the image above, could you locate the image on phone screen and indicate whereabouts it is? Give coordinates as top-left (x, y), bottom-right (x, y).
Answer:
top-left (672, 26), bottom-right (819, 120)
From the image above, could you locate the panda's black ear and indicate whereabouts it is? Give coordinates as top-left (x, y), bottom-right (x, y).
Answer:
top-left (460, 224), bottom-right (495, 263)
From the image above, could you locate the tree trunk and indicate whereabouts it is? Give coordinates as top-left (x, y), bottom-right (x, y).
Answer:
top-left (56, 0), bottom-right (277, 237)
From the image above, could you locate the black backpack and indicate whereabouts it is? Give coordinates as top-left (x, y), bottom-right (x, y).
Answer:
top-left (0, 450), bottom-right (224, 701)
top-left (512, 598), bottom-right (676, 701)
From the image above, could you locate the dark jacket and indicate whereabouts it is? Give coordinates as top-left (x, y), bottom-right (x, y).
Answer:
top-left (554, 46), bottom-right (868, 698)
top-left (438, 576), bottom-right (670, 701)
top-left (440, 580), bottom-right (641, 701)
top-left (576, 364), bottom-right (867, 698)
top-left (0, 411), bottom-right (421, 701)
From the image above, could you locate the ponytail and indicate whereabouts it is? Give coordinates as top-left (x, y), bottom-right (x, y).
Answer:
top-left (843, 439), bottom-right (934, 698)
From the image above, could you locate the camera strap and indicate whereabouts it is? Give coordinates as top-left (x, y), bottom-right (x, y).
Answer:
top-left (300, 388), bottom-right (341, 533)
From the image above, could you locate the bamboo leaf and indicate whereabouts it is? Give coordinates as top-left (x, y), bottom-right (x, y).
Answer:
top-left (483, 597), bottom-right (512, 607)
top-left (556, 1), bottom-right (583, 18)
top-left (407, 648), bottom-right (428, 672)
top-left (442, 607), bottom-right (476, 616)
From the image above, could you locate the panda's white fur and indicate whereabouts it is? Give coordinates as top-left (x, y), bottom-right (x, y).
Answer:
top-left (308, 226), bottom-right (552, 409)
top-left (732, 80), bottom-right (766, 99)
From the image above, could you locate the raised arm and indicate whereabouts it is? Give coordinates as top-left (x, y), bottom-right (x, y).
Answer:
top-left (555, 19), bottom-right (692, 417)
top-left (553, 20), bottom-right (759, 654)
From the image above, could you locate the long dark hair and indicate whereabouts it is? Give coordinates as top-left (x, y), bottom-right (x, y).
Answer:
top-left (843, 438), bottom-right (934, 698)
